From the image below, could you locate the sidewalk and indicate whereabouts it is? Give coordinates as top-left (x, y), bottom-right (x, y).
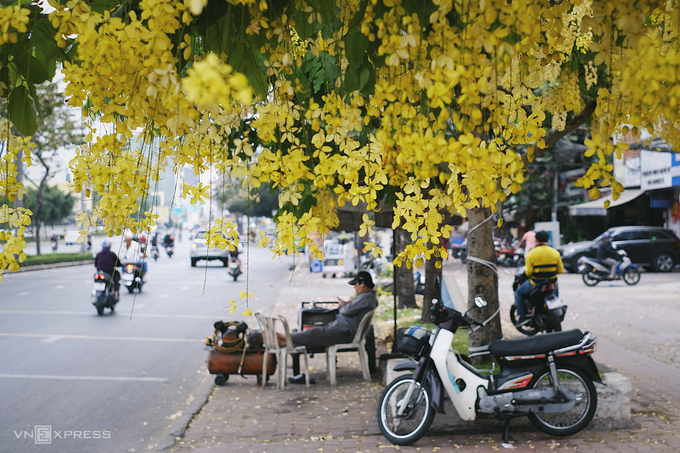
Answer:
top-left (161, 269), bottom-right (680, 453)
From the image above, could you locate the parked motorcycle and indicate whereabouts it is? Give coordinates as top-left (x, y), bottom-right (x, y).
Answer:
top-left (577, 250), bottom-right (640, 286)
top-left (50, 234), bottom-right (59, 252)
top-left (91, 271), bottom-right (118, 315)
top-left (121, 262), bottom-right (144, 293)
top-left (377, 298), bottom-right (600, 446)
top-left (228, 255), bottom-right (242, 281)
top-left (510, 267), bottom-right (566, 336)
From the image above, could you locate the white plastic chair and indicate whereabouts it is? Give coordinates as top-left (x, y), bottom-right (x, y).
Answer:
top-left (326, 310), bottom-right (374, 386)
top-left (255, 313), bottom-right (311, 389)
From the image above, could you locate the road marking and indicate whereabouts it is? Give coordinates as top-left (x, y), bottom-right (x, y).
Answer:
top-left (0, 310), bottom-right (217, 319)
top-left (160, 294), bottom-right (170, 299)
top-left (0, 374), bottom-right (168, 382)
top-left (16, 292), bottom-right (29, 296)
top-left (54, 285), bottom-right (65, 289)
top-left (42, 336), bottom-right (62, 343)
top-left (181, 286), bottom-right (190, 290)
top-left (0, 333), bottom-right (205, 342)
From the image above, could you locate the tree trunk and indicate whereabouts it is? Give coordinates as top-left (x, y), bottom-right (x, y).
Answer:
top-left (394, 226), bottom-right (417, 309)
top-left (421, 249), bottom-right (442, 323)
top-left (466, 206), bottom-right (502, 354)
top-left (34, 169), bottom-right (50, 256)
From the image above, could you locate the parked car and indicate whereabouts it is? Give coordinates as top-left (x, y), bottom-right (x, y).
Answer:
top-left (559, 226), bottom-right (680, 273)
top-left (190, 230), bottom-right (229, 267)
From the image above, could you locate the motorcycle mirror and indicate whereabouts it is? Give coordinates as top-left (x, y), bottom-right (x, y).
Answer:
top-left (474, 296), bottom-right (487, 308)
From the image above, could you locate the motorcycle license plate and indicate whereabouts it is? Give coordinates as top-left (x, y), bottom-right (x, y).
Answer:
top-left (123, 276), bottom-right (133, 284)
top-left (94, 282), bottom-right (106, 291)
top-left (546, 297), bottom-right (564, 310)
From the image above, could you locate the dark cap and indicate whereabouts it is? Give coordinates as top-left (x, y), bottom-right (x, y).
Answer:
top-left (348, 271), bottom-right (374, 288)
top-left (535, 230), bottom-right (550, 243)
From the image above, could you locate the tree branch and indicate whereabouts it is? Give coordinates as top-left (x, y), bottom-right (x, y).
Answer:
top-left (522, 96), bottom-right (597, 166)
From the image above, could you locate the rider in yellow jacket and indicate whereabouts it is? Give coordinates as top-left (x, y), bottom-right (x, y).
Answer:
top-left (514, 230), bottom-right (564, 323)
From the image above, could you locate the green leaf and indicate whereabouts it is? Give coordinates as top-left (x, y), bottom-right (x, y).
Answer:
top-left (345, 28), bottom-right (369, 69)
top-left (14, 51), bottom-right (51, 85)
top-left (90, 0), bottom-right (123, 14)
top-left (293, 7), bottom-right (317, 41)
top-left (9, 85), bottom-right (39, 136)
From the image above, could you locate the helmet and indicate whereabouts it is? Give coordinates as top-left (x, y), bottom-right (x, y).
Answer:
top-left (102, 239), bottom-right (112, 249)
top-left (396, 326), bottom-right (431, 357)
top-left (602, 232), bottom-right (611, 239)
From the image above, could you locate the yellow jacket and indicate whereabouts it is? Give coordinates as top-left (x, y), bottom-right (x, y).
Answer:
top-left (525, 245), bottom-right (564, 284)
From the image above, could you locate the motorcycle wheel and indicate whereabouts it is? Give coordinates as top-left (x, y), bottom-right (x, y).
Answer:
top-left (377, 375), bottom-right (435, 446)
top-left (528, 365), bottom-right (597, 437)
top-left (547, 311), bottom-right (562, 332)
top-left (509, 305), bottom-right (539, 336)
top-left (582, 272), bottom-right (599, 286)
top-left (623, 267), bottom-right (641, 285)
top-left (95, 296), bottom-right (106, 316)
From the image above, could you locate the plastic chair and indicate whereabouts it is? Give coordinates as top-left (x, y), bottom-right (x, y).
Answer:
top-left (326, 310), bottom-right (374, 386)
top-left (255, 313), bottom-right (311, 389)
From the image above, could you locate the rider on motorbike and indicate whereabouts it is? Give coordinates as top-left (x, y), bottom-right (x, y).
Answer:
top-left (514, 230), bottom-right (564, 324)
top-left (94, 239), bottom-right (121, 299)
top-left (229, 242), bottom-right (243, 272)
top-left (596, 232), bottom-right (620, 279)
top-left (123, 232), bottom-right (148, 280)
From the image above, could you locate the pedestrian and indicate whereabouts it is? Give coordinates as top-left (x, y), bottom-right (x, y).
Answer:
top-left (518, 229), bottom-right (537, 253)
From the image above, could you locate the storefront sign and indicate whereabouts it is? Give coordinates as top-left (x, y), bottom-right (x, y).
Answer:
top-left (641, 150), bottom-right (673, 190)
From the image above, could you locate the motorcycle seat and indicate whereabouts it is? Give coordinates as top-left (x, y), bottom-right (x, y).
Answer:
top-left (488, 329), bottom-right (584, 357)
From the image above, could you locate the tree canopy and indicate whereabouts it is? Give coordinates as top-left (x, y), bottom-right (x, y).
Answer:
top-left (2, 0), bottom-right (680, 290)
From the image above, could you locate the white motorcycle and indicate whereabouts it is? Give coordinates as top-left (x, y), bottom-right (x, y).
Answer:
top-left (378, 298), bottom-right (600, 446)
top-left (228, 254), bottom-right (242, 281)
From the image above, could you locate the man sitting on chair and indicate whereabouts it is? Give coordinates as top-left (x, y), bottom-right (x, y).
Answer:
top-left (291, 271), bottom-right (378, 349)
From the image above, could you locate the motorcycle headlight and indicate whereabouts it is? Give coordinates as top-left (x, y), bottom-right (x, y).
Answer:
top-left (192, 243), bottom-right (197, 248)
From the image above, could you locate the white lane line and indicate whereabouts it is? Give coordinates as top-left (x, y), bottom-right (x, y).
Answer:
top-left (54, 285), bottom-right (65, 289)
top-left (160, 294), bottom-right (170, 299)
top-left (0, 310), bottom-right (216, 319)
top-left (0, 333), bottom-right (204, 342)
top-left (42, 336), bottom-right (62, 343)
top-left (16, 292), bottom-right (29, 296)
top-left (0, 374), bottom-right (168, 382)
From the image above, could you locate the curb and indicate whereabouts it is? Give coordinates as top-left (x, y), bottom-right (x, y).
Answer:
top-left (154, 376), bottom-right (215, 452)
top-left (16, 260), bottom-right (95, 273)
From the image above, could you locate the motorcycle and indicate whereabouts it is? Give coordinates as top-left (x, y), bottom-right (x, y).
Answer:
top-left (377, 298), bottom-right (600, 446)
top-left (91, 270), bottom-right (118, 315)
top-left (510, 267), bottom-right (566, 336)
top-left (228, 255), bottom-right (242, 281)
top-left (496, 239), bottom-right (520, 267)
top-left (50, 234), bottom-right (59, 252)
top-left (165, 244), bottom-right (174, 258)
top-left (577, 250), bottom-right (640, 286)
top-left (121, 262), bottom-right (144, 293)
top-left (151, 244), bottom-right (160, 261)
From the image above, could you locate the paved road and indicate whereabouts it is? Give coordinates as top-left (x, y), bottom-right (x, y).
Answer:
top-left (0, 237), bottom-right (295, 453)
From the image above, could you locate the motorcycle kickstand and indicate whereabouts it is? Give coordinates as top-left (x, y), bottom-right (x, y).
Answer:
top-left (502, 418), bottom-right (516, 444)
